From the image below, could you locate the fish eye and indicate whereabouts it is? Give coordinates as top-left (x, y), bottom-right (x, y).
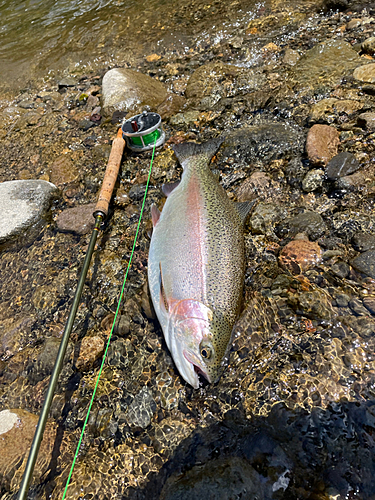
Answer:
top-left (200, 344), bottom-right (212, 360)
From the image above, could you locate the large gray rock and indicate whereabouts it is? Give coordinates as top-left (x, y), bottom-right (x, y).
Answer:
top-left (102, 68), bottom-right (168, 116)
top-left (0, 180), bottom-right (57, 249)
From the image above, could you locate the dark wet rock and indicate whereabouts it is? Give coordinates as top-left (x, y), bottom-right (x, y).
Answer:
top-left (280, 211), bottom-right (326, 241)
top-left (0, 408), bottom-right (56, 492)
top-left (185, 61), bottom-right (266, 110)
top-left (78, 118), bottom-right (96, 131)
top-left (357, 112), bottom-right (375, 131)
top-left (49, 154), bottom-right (79, 187)
top-left (291, 40), bottom-right (363, 91)
top-left (102, 68), bottom-right (168, 116)
top-left (126, 386), bottom-right (156, 429)
top-left (0, 316), bottom-right (34, 359)
top-left (289, 289), bottom-right (333, 320)
top-left (363, 296), bottom-right (375, 315)
top-left (302, 169), bottom-right (324, 192)
top-left (351, 250), bottom-right (375, 279)
top-left (236, 171), bottom-right (281, 203)
top-left (249, 202), bottom-right (285, 237)
top-left (349, 298), bottom-right (370, 316)
top-left (330, 260), bottom-right (350, 279)
top-left (221, 122), bottom-right (303, 167)
top-left (283, 48), bottom-right (300, 66)
top-left (362, 37), bottom-right (375, 55)
top-left (76, 336), bottom-right (105, 371)
top-left (58, 77), bottom-right (77, 88)
top-left (352, 232), bottom-right (375, 252)
top-left (159, 456), bottom-right (265, 500)
top-left (326, 152), bottom-right (360, 181)
top-left (27, 337), bottom-right (66, 384)
top-left (56, 203), bottom-right (96, 235)
top-left (353, 63), bottom-right (375, 84)
top-left (279, 239), bottom-right (322, 274)
top-left (0, 180), bottom-right (57, 249)
top-left (335, 293), bottom-right (351, 307)
top-left (335, 171), bottom-right (366, 191)
top-left (306, 124), bottom-right (340, 166)
top-left (284, 157), bottom-right (309, 187)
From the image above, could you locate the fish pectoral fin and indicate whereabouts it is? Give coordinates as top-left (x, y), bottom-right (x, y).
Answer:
top-left (151, 204), bottom-right (161, 227)
top-left (159, 263), bottom-right (169, 312)
top-left (234, 200), bottom-right (256, 225)
top-left (162, 180), bottom-right (180, 197)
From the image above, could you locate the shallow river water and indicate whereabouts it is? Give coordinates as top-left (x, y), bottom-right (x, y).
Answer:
top-left (1, 0), bottom-right (375, 499)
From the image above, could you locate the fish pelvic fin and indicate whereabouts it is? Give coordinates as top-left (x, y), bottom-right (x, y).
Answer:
top-left (234, 200), bottom-right (257, 225)
top-left (172, 137), bottom-right (224, 169)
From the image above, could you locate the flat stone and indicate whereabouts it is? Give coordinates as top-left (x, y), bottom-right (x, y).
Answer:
top-left (306, 124), bottom-right (340, 166)
top-left (102, 68), bottom-right (168, 116)
top-left (56, 203), bottom-right (96, 234)
top-left (49, 154), bottom-right (79, 187)
top-left (282, 211), bottom-right (326, 240)
top-left (346, 18), bottom-right (362, 30)
top-left (351, 250), bottom-right (375, 278)
top-left (58, 76), bottom-right (77, 88)
top-left (76, 336), bottom-right (105, 371)
top-left (0, 180), bottom-right (57, 249)
top-left (357, 112), bottom-right (375, 131)
top-left (326, 152), bottom-right (360, 180)
top-left (335, 171), bottom-right (366, 190)
top-left (352, 232), bottom-right (375, 252)
top-left (363, 296), bottom-right (375, 314)
top-left (353, 63), bottom-right (375, 83)
top-left (0, 408), bottom-right (56, 491)
top-left (291, 40), bottom-right (363, 92)
top-left (126, 386), bottom-right (156, 429)
top-left (349, 298), bottom-right (370, 316)
top-left (237, 171), bottom-right (281, 203)
top-left (309, 98), bottom-right (363, 123)
top-left (157, 93), bottom-right (186, 120)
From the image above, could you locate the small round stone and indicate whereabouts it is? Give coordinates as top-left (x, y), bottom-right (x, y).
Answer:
top-left (279, 239), bottom-right (322, 274)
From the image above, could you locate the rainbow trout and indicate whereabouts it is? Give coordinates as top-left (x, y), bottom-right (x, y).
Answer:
top-left (148, 138), bottom-right (251, 388)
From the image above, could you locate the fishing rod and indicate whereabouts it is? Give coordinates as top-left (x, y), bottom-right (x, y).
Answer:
top-left (17, 111), bottom-right (165, 500)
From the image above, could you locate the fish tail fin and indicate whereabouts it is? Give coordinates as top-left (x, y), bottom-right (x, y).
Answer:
top-left (172, 137), bottom-right (224, 169)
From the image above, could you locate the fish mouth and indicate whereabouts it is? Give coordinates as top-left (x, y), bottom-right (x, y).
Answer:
top-left (183, 350), bottom-right (212, 384)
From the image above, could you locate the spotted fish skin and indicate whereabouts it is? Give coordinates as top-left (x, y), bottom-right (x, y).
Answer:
top-left (148, 138), bottom-right (249, 388)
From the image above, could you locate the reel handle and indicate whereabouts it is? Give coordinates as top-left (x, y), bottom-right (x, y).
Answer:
top-left (94, 127), bottom-right (125, 219)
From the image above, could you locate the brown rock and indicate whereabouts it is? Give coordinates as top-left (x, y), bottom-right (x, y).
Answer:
top-left (279, 239), bottom-right (322, 274)
top-left (237, 171), bottom-right (281, 202)
top-left (0, 409), bottom-right (56, 491)
top-left (157, 93), bottom-right (186, 120)
top-left (353, 63), bottom-right (375, 83)
top-left (306, 124), bottom-right (340, 166)
top-left (56, 203), bottom-right (96, 234)
top-left (363, 296), bottom-right (375, 314)
top-left (49, 155), bottom-right (79, 187)
top-left (357, 112), bottom-right (375, 131)
top-left (76, 336), bottom-right (105, 371)
top-left (346, 18), bottom-right (362, 30)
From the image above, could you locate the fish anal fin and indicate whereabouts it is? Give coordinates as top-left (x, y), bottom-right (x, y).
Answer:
top-left (162, 180), bottom-right (180, 197)
top-left (234, 200), bottom-right (256, 225)
top-left (151, 204), bottom-right (161, 227)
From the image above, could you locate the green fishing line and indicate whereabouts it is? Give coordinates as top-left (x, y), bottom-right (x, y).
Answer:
top-left (61, 138), bottom-right (157, 500)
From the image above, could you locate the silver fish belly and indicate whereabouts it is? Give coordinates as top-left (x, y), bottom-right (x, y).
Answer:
top-left (148, 138), bottom-right (250, 388)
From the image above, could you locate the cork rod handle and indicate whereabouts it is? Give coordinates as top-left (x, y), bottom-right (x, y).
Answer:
top-left (94, 128), bottom-right (125, 219)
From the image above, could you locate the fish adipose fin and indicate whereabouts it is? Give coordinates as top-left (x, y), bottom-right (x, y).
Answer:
top-left (172, 137), bottom-right (224, 168)
top-left (234, 200), bottom-right (256, 225)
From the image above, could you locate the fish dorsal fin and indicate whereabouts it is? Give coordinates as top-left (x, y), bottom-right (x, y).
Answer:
top-left (162, 180), bottom-right (180, 197)
top-left (151, 204), bottom-right (161, 227)
top-left (172, 137), bottom-right (224, 169)
top-left (234, 200), bottom-right (256, 225)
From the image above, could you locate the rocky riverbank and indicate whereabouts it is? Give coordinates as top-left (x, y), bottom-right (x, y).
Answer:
top-left (1, 1), bottom-right (375, 499)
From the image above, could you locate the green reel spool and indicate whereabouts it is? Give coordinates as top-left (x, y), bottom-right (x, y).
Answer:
top-left (122, 111), bottom-right (165, 152)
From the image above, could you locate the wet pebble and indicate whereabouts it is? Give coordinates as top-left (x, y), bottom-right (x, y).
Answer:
top-left (126, 386), bottom-right (156, 429)
top-left (363, 296), bottom-right (375, 314)
top-left (326, 152), bottom-right (360, 180)
top-left (302, 169), bottom-right (324, 192)
top-left (283, 48), bottom-right (300, 66)
top-left (0, 180), bottom-right (57, 249)
top-left (236, 171), bottom-right (280, 203)
top-left (335, 171), bottom-right (365, 191)
top-left (361, 37), bottom-right (375, 55)
top-left (349, 298), bottom-right (370, 316)
top-left (58, 77), bottom-right (77, 88)
top-left (351, 250), bottom-right (375, 278)
top-left (249, 202), bottom-right (285, 237)
top-left (306, 124), bottom-right (340, 166)
top-left (76, 336), bottom-right (105, 371)
top-left (353, 63), bottom-right (375, 84)
top-left (278, 239), bottom-right (322, 274)
top-left (335, 293), bottom-right (351, 307)
top-left (281, 211), bottom-right (326, 240)
top-left (102, 68), bottom-right (167, 116)
top-left (56, 203), bottom-right (96, 235)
